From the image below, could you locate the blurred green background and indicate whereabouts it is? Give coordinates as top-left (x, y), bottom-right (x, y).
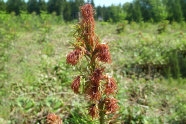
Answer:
top-left (0, 0), bottom-right (186, 124)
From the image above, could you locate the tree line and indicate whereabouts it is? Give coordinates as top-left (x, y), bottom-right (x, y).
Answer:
top-left (0, 0), bottom-right (186, 22)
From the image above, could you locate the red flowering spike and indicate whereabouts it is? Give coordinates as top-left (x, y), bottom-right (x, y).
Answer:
top-left (66, 48), bottom-right (83, 66)
top-left (67, 3), bottom-right (119, 121)
top-left (94, 44), bottom-right (111, 63)
top-left (86, 84), bottom-right (101, 101)
top-left (104, 76), bottom-right (117, 96)
top-left (80, 4), bottom-right (95, 47)
top-left (90, 68), bottom-right (104, 85)
top-left (71, 76), bottom-right (81, 94)
top-left (104, 98), bottom-right (119, 114)
top-left (89, 104), bottom-right (98, 119)
top-left (81, 4), bottom-right (94, 20)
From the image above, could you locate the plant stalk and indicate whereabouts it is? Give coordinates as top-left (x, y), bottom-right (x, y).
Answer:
top-left (99, 100), bottom-right (105, 124)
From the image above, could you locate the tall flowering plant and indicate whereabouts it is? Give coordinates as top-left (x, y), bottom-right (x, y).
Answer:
top-left (66, 4), bottom-right (119, 124)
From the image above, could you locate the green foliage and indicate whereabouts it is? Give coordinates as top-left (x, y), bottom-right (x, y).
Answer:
top-left (27, 0), bottom-right (40, 14)
top-left (38, 0), bottom-right (47, 13)
top-left (0, 16), bottom-right (186, 123)
top-left (0, 0), bottom-right (186, 22)
top-left (165, 0), bottom-right (183, 22)
top-left (116, 78), bottom-right (186, 124)
top-left (157, 20), bottom-right (169, 34)
top-left (109, 5), bottom-right (126, 22)
top-left (116, 20), bottom-right (128, 34)
top-left (6, 0), bottom-right (26, 15)
top-left (180, 0), bottom-right (186, 21)
top-left (47, 0), bottom-right (64, 16)
top-left (0, 0), bottom-right (6, 11)
top-left (111, 23), bottom-right (186, 79)
top-left (64, 108), bottom-right (95, 124)
top-left (125, 0), bottom-right (143, 22)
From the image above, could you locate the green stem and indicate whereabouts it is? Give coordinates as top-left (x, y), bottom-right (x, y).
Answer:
top-left (99, 100), bottom-right (105, 124)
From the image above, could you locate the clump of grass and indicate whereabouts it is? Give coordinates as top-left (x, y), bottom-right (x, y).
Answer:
top-left (116, 20), bottom-right (128, 34)
top-left (157, 20), bottom-right (169, 34)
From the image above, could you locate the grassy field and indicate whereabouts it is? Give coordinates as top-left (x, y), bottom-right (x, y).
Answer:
top-left (0, 13), bottom-right (186, 123)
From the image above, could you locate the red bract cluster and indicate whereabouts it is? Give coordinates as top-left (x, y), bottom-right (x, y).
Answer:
top-left (104, 76), bottom-right (117, 96)
top-left (86, 83), bottom-right (101, 101)
top-left (71, 76), bottom-right (81, 94)
top-left (86, 68), bottom-right (103, 100)
top-left (104, 98), bottom-right (119, 114)
top-left (90, 68), bottom-right (104, 85)
top-left (95, 44), bottom-right (111, 63)
top-left (66, 4), bottom-right (119, 121)
top-left (80, 4), bottom-right (95, 47)
top-left (66, 48), bottom-right (83, 66)
top-left (81, 4), bottom-right (94, 21)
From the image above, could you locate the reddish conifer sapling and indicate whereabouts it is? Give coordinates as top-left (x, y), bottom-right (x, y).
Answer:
top-left (66, 4), bottom-right (119, 124)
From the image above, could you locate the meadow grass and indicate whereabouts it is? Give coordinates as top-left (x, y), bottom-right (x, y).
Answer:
top-left (0, 17), bottom-right (186, 123)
